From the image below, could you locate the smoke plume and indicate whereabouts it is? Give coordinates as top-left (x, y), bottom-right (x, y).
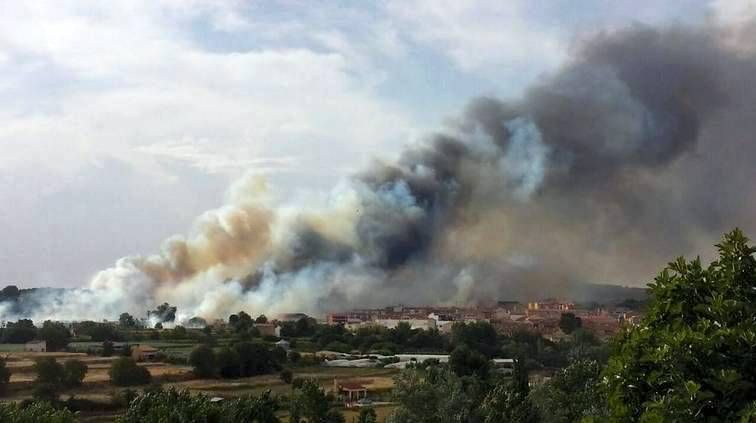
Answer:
top-left (4, 19), bottom-right (756, 322)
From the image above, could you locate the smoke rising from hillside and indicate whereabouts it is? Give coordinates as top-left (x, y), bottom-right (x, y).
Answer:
top-left (4, 20), bottom-right (756, 322)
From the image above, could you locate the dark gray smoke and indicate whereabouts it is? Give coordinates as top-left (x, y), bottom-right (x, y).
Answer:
top-left (4, 20), bottom-right (756, 321)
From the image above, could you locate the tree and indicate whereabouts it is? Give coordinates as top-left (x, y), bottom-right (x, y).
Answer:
top-left (109, 357), bottom-right (151, 386)
top-left (289, 378), bottom-right (344, 423)
top-left (216, 347), bottom-right (241, 378)
top-left (480, 356), bottom-right (538, 423)
top-left (387, 365), bottom-right (477, 423)
top-left (118, 387), bottom-right (280, 422)
top-left (34, 357), bottom-right (65, 384)
top-left (0, 400), bottom-right (77, 422)
top-left (38, 320), bottom-right (71, 351)
top-left (119, 313), bottom-right (137, 328)
top-left (0, 357), bottom-right (11, 395)
top-left (530, 359), bottom-right (607, 422)
top-left (279, 369), bottom-right (293, 384)
top-left (558, 313), bottom-right (582, 335)
top-left (188, 344), bottom-right (216, 378)
top-left (102, 340), bottom-right (114, 357)
top-left (255, 314), bottom-right (268, 324)
top-left (604, 229), bottom-right (756, 421)
top-left (2, 319), bottom-right (37, 343)
top-left (449, 345), bottom-right (490, 379)
top-left (62, 359), bottom-right (88, 387)
top-left (148, 303), bottom-right (176, 323)
top-left (356, 407), bottom-right (377, 423)
top-left (234, 342), bottom-right (279, 377)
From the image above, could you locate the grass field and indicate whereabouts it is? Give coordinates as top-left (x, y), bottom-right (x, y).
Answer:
top-left (0, 351), bottom-right (400, 422)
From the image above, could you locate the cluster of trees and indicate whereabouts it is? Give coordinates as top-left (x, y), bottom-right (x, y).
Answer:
top-left (32, 357), bottom-right (88, 401)
top-left (109, 357), bottom-right (152, 386)
top-left (0, 401), bottom-right (78, 423)
top-left (188, 342), bottom-right (287, 379)
top-left (0, 320), bottom-right (72, 351)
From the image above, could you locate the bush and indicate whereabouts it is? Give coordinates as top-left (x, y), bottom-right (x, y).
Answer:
top-left (0, 401), bottom-right (77, 422)
top-left (279, 369), bottom-right (293, 384)
top-left (32, 383), bottom-right (60, 402)
top-left (102, 340), bottom-right (114, 357)
top-left (188, 344), bottom-right (216, 378)
top-left (109, 357), bottom-right (151, 386)
top-left (288, 351), bottom-right (301, 364)
top-left (34, 357), bottom-right (65, 384)
top-left (62, 359), bottom-right (88, 387)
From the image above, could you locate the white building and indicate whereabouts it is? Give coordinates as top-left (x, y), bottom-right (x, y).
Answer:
top-left (24, 340), bottom-right (46, 352)
top-left (372, 319), bottom-right (437, 331)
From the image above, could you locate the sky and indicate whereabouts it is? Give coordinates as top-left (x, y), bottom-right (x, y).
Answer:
top-left (0, 0), bottom-right (749, 288)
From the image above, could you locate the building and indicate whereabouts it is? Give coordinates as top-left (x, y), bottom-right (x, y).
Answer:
top-left (255, 323), bottom-right (281, 337)
top-left (132, 344), bottom-right (159, 361)
top-left (527, 299), bottom-right (575, 312)
top-left (333, 379), bottom-right (368, 407)
top-left (24, 340), bottom-right (46, 352)
top-left (372, 319), bottom-right (437, 331)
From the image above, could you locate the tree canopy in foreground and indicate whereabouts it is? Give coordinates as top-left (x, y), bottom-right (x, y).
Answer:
top-left (604, 229), bottom-right (756, 421)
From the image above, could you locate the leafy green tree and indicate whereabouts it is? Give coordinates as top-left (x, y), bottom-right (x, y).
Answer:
top-left (2, 319), bottom-right (37, 343)
top-left (356, 407), bottom-right (377, 423)
top-left (38, 320), bottom-right (71, 351)
top-left (119, 313), bottom-right (137, 328)
top-left (118, 387), bottom-right (281, 423)
top-left (480, 356), bottom-right (538, 423)
top-left (450, 321), bottom-right (498, 357)
top-left (604, 229), bottom-right (756, 421)
top-left (62, 359), bottom-right (88, 387)
top-left (216, 346), bottom-right (241, 379)
top-left (387, 365), bottom-right (477, 423)
top-left (0, 400), bottom-right (77, 422)
top-left (558, 313), bottom-right (582, 335)
top-left (449, 345), bottom-right (490, 379)
top-left (234, 342), bottom-right (279, 377)
top-left (34, 357), bottom-right (65, 384)
top-left (255, 314), bottom-right (268, 324)
top-left (109, 357), bottom-right (151, 386)
top-left (289, 379), bottom-right (343, 423)
top-left (188, 344), bottom-right (216, 378)
top-left (530, 359), bottom-right (607, 422)
top-left (102, 340), bottom-right (114, 357)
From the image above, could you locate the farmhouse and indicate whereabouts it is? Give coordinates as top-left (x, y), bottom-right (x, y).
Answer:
top-left (255, 323), bottom-right (281, 337)
top-left (131, 344), bottom-right (159, 361)
top-left (24, 340), bottom-right (46, 352)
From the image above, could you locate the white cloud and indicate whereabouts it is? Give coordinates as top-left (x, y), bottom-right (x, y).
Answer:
top-left (385, 0), bottom-right (566, 74)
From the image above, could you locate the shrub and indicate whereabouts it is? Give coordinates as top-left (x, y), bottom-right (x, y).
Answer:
top-left (63, 359), bottom-right (88, 387)
top-left (0, 357), bottom-right (11, 395)
top-left (279, 369), bottom-right (293, 384)
top-left (188, 344), bottom-right (216, 378)
top-left (0, 401), bottom-right (77, 422)
top-left (109, 357), bottom-right (151, 386)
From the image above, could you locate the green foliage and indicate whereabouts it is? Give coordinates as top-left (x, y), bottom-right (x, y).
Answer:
top-left (355, 407), bottom-right (377, 423)
top-left (558, 313), bottom-right (582, 335)
top-left (2, 319), bottom-right (37, 343)
top-left (289, 378), bottom-right (343, 423)
top-left (480, 382), bottom-right (539, 423)
top-left (530, 359), bottom-right (607, 422)
top-left (102, 340), bottom-right (114, 357)
top-left (449, 345), bottom-right (490, 379)
top-left (216, 346), bottom-right (241, 378)
top-left (280, 369), bottom-right (293, 384)
top-left (117, 387), bottom-right (281, 423)
top-left (62, 359), bottom-right (88, 387)
top-left (109, 357), bottom-right (151, 386)
top-left (33, 383), bottom-right (61, 402)
top-left (119, 313), bottom-right (137, 328)
top-left (387, 365), bottom-right (478, 423)
top-left (188, 344), bottom-right (216, 378)
top-left (72, 321), bottom-right (124, 342)
top-left (234, 342), bottom-right (281, 377)
top-left (604, 229), bottom-right (756, 421)
top-left (0, 401), bottom-right (77, 422)
top-left (38, 321), bottom-right (71, 352)
top-left (34, 357), bottom-right (65, 385)
top-left (450, 321), bottom-right (498, 357)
